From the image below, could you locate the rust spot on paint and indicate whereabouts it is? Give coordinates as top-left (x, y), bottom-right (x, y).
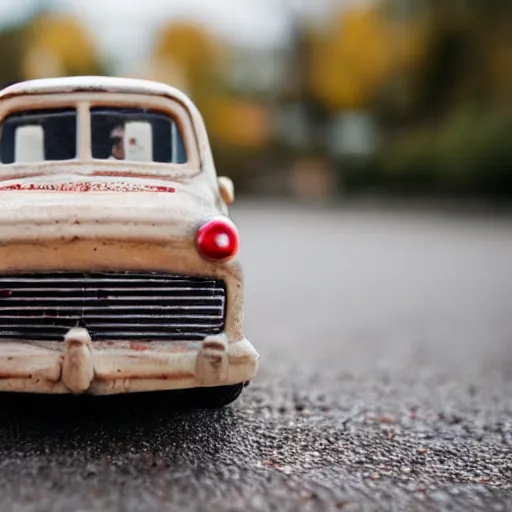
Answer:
top-left (95, 371), bottom-right (194, 381)
top-left (129, 342), bottom-right (149, 351)
top-left (0, 371), bottom-right (32, 379)
top-left (0, 182), bottom-right (176, 193)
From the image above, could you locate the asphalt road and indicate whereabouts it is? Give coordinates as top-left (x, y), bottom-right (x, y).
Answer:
top-left (0, 200), bottom-right (511, 512)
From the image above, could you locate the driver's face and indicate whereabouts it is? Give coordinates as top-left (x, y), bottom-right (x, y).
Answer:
top-left (110, 126), bottom-right (125, 160)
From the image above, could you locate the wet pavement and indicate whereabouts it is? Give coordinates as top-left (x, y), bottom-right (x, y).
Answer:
top-left (0, 200), bottom-right (511, 511)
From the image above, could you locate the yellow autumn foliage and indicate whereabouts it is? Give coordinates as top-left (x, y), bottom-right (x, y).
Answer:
top-left (487, 33), bottom-right (512, 103)
top-left (150, 21), bottom-right (268, 148)
top-left (143, 55), bottom-right (190, 94)
top-left (21, 13), bottom-right (102, 79)
top-left (207, 98), bottom-right (270, 148)
top-left (154, 21), bottom-right (226, 88)
top-left (309, 4), bottom-right (429, 111)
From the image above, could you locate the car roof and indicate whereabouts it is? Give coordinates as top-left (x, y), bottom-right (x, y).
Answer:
top-left (0, 76), bottom-right (195, 109)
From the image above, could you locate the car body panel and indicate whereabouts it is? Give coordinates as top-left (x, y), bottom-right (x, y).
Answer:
top-left (0, 76), bottom-right (258, 397)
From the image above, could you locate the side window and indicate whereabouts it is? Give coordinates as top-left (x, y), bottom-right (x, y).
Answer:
top-left (0, 108), bottom-right (77, 164)
top-left (90, 107), bottom-right (187, 163)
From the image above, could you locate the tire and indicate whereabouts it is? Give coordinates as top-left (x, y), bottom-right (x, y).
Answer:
top-left (189, 383), bottom-right (244, 409)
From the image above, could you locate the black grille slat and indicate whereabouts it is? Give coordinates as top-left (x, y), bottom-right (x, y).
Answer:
top-left (0, 287), bottom-right (225, 295)
top-left (0, 297), bottom-right (224, 305)
top-left (0, 272), bottom-right (226, 342)
top-left (0, 278), bottom-right (220, 286)
top-left (0, 320), bottom-right (225, 327)
top-left (0, 318), bottom-right (224, 326)
top-left (0, 314), bottom-right (223, 320)
top-left (0, 305), bottom-right (222, 313)
top-left (0, 331), bottom-right (212, 341)
top-left (0, 323), bottom-right (223, 331)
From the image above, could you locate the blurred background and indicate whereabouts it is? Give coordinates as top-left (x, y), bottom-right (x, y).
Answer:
top-left (0, 0), bottom-right (511, 202)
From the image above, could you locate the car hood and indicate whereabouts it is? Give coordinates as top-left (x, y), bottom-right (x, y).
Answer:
top-left (0, 175), bottom-right (222, 244)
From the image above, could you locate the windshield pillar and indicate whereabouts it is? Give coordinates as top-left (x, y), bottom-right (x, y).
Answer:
top-left (77, 101), bottom-right (91, 160)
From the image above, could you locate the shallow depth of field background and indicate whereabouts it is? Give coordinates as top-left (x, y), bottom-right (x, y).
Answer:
top-left (0, 6), bottom-right (511, 509)
top-left (0, 0), bottom-right (511, 204)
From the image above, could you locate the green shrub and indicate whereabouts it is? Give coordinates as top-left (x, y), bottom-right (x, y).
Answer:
top-left (365, 105), bottom-right (512, 196)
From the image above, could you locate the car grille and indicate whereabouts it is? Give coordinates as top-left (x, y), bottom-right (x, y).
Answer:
top-left (0, 272), bottom-right (226, 342)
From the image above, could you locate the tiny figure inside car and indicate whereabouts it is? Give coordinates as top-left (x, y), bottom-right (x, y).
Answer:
top-left (0, 76), bottom-right (258, 408)
top-left (109, 123), bottom-right (125, 160)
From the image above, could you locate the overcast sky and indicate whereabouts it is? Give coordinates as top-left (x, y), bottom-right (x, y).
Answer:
top-left (0, 0), bottom-right (354, 73)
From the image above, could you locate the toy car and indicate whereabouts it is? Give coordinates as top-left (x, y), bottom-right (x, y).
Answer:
top-left (0, 76), bottom-right (258, 407)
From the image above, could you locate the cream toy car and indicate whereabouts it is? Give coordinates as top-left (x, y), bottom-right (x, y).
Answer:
top-left (0, 76), bottom-right (258, 407)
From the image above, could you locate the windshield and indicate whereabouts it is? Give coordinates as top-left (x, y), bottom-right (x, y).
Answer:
top-left (0, 105), bottom-right (188, 165)
top-left (0, 108), bottom-right (76, 164)
top-left (90, 107), bottom-right (187, 163)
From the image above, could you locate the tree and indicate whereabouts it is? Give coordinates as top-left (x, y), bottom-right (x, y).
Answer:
top-left (0, 25), bottom-right (25, 88)
top-left (308, 6), bottom-right (394, 111)
top-left (150, 21), bottom-right (226, 110)
top-left (21, 12), bottom-right (106, 79)
top-left (148, 21), bottom-right (270, 150)
top-left (303, 2), bottom-right (429, 116)
top-left (380, 0), bottom-right (512, 121)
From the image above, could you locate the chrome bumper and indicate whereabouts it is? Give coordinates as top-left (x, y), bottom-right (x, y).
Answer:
top-left (0, 328), bottom-right (258, 394)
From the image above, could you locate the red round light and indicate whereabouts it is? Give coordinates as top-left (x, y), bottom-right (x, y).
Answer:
top-left (196, 218), bottom-right (239, 261)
